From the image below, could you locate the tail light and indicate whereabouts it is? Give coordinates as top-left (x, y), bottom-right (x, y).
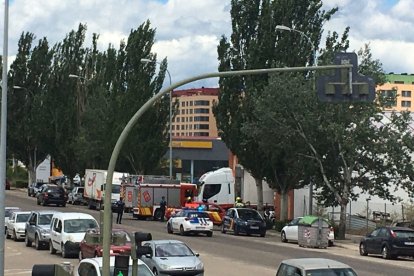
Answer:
top-left (390, 230), bottom-right (397, 238)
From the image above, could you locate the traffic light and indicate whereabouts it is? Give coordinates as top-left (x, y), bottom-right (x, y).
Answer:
top-left (317, 52), bottom-right (376, 103)
top-left (130, 232), bottom-right (152, 260)
top-left (113, 255), bottom-right (129, 276)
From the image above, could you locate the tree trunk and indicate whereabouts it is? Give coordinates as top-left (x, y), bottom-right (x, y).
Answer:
top-left (279, 190), bottom-right (288, 221)
top-left (255, 178), bottom-right (264, 214)
top-left (338, 202), bottom-right (347, 240)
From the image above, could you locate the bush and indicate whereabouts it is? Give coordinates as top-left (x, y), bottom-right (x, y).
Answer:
top-left (274, 220), bottom-right (288, 232)
top-left (14, 180), bottom-right (28, 188)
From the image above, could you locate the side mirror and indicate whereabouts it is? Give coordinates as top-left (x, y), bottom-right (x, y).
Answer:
top-left (144, 253), bottom-right (152, 259)
top-left (195, 252), bottom-right (200, 257)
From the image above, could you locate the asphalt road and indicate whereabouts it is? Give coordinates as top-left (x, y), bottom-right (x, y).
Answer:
top-left (5, 189), bottom-right (414, 276)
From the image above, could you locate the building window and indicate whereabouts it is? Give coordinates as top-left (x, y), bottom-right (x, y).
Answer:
top-left (194, 124), bottom-right (209, 130)
top-left (181, 101), bottom-right (185, 107)
top-left (194, 116), bottom-right (209, 122)
top-left (189, 109), bottom-right (193, 114)
top-left (181, 117), bottom-right (185, 122)
top-left (181, 125), bottom-right (185, 130)
top-left (394, 81), bottom-right (404, 84)
top-left (172, 125), bottom-right (175, 130)
top-left (402, 101), bottom-right (411, 107)
top-left (402, 90), bottom-right (411, 97)
top-left (189, 125), bottom-right (192, 130)
top-left (190, 101), bottom-right (193, 106)
top-left (194, 132), bottom-right (209, 136)
top-left (189, 117), bottom-right (193, 122)
top-left (194, 100), bottom-right (210, 106)
top-left (194, 108), bottom-right (209, 114)
top-left (379, 90), bottom-right (397, 107)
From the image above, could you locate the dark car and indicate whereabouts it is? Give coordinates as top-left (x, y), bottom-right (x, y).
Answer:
top-left (359, 226), bottom-right (414, 259)
top-left (79, 228), bottom-right (131, 260)
top-left (36, 184), bottom-right (67, 207)
top-left (221, 207), bottom-right (266, 237)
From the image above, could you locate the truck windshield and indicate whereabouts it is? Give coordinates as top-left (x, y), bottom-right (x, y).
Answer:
top-left (102, 184), bottom-right (121, 194)
top-left (202, 184), bottom-right (221, 199)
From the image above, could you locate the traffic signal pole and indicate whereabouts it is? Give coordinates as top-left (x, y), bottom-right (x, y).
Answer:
top-left (102, 63), bottom-right (354, 276)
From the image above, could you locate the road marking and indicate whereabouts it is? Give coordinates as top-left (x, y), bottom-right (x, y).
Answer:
top-left (5, 269), bottom-right (32, 275)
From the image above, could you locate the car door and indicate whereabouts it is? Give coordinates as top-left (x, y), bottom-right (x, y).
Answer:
top-left (285, 218), bottom-right (300, 241)
top-left (374, 228), bottom-right (389, 254)
top-left (7, 213), bottom-right (16, 235)
top-left (223, 209), bottom-right (235, 231)
top-left (171, 211), bottom-right (182, 231)
top-left (364, 229), bottom-right (380, 254)
top-left (50, 218), bottom-right (62, 250)
top-left (27, 213), bottom-right (37, 241)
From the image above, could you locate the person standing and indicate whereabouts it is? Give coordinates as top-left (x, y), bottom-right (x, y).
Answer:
top-left (160, 196), bottom-right (167, 222)
top-left (116, 197), bottom-right (125, 224)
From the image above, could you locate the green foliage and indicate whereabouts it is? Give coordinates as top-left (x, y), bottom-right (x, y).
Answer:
top-left (7, 21), bottom-right (171, 179)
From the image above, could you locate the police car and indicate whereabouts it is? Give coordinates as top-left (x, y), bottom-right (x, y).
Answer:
top-left (167, 209), bottom-right (213, 237)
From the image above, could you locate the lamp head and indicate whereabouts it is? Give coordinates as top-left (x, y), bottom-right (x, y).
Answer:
top-left (275, 25), bottom-right (292, 31)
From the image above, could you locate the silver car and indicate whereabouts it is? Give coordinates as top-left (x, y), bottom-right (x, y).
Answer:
top-left (276, 258), bottom-right (357, 276)
top-left (25, 210), bottom-right (59, 250)
top-left (141, 240), bottom-right (204, 276)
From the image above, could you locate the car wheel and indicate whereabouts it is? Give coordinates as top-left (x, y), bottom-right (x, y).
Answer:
top-left (42, 200), bottom-right (47, 206)
top-left (13, 230), bottom-right (18, 241)
top-left (62, 203), bottom-right (66, 207)
top-left (180, 225), bottom-right (186, 236)
top-left (25, 234), bottom-right (32, 247)
top-left (167, 223), bottom-right (173, 234)
top-left (5, 228), bottom-right (10, 239)
top-left (49, 241), bottom-right (56, 254)
top-left (153, 268), bottom-right (159, 275)
top-left (382, 245), bottom-right (393, 259)
top-left (37, 199), bottom-right (40, 205)
top-left (234, 225), bottom-right (239, 236)
top-left (34, 235), bottom-right (42, 250)
top-left (221, 224), bottom-right (226, 234)
top-left (260, 231), bottom-right (266, 238)
top-left (359, 243), bottom-right (368, 256)
top-left (207, 231), bottom-right (213, 237)
top-left (281, 231), bottom-right (287, 242)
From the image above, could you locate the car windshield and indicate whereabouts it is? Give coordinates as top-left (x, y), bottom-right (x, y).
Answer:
top-left (187, 212), bottom-right (209, 219)
top-left (394, 230), bottom-right (414, 238)
top-left (237, 209), bottom-right (262, 220)
top-left (35, 183), bottom-right (44, 188)
top-left (155, 243), bottom-right (194, 257)
top-left (16, 214), bottom-right (30, 223)
top-left (99, 264), bottom-right (153, 276)
top-left (64, 219), bottom-right (98, 233)
top-left (5, 209), bottom-right (19, 217)
top-left (307, 268), bottom-right (357, 276)
top-left (39, 214), bottom-right (54, 225)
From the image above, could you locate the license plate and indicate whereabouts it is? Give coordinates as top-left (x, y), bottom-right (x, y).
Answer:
top-left (196, 227), bottom-right (205, 229)
top-left (405, 242), bottom-right (414, 245)
top-left (250, 226), bottom-right (259, 229)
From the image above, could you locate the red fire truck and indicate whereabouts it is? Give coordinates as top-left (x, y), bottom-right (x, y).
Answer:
top-left (120, 175), bottom-right (197, 220)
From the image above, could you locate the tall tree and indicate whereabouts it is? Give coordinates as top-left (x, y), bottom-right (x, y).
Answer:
top-left (214, 0), bottom-right (337, 215)
top-left (8, 32), bottom-right (53, 184)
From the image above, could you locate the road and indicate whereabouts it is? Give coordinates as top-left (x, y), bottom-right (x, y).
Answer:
top-left (5, 189), bottom-right (414, 275)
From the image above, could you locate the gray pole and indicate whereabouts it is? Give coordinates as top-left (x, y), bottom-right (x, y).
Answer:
top-left (101, 63), bottom-right (352, 275)
top-left (0, 0), bottom-right (9, 274)
top-left (308, 179), bottom-right (313, 216)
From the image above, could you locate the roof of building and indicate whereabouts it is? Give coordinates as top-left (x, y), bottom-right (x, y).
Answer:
top-left (386, 73), bottom-right (414, 84)
top-left (173, 87), bottom-right (219, 97)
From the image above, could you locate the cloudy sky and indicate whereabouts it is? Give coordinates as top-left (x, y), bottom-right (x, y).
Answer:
top-left (1, 0), bottom-right (413, 88)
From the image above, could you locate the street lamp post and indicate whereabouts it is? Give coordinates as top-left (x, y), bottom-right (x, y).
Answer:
top-left (276, 25), bottom-right (317, 215)
top-left (140, 59), bottom-right (173, 180)
top-left (101, 62), bottom-right (353, 276)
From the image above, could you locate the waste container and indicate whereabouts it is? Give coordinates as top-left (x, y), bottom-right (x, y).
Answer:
top-left (298, 216), bottom-right (329, 248)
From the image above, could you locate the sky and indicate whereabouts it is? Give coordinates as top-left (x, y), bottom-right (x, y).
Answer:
top-left (1, 0), bottom-right (413, 89)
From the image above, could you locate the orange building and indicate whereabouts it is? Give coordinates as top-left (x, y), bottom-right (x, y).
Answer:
top-left (377, 73), bottom-right (414, 111)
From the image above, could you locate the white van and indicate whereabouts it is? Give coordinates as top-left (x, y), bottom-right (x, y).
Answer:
top-left (49, 212), bottom-right (98, 258)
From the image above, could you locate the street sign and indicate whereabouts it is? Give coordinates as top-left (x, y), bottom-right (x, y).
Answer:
top-left (317, 52), bottom-right (376, 103)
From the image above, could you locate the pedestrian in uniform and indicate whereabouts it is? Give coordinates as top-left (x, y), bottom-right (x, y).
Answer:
top-left (116, 197), bottom-right (125, 224)
top-left (160, 196), bottom-right (167, 222)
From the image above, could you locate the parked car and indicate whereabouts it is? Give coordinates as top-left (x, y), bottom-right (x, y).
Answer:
top-left (49, 212), bottom-right (99, 258)
top-left (167, 210), bottom-right (213, 237)
top-left (79, 228), bottom-right (131, 260)
top-left (6, 211), bottom-right (31, 241)
top-left (75, 256), bottom-right (154, 276)
top-left (276, 258), bottom-right (357, 276)
top-left (281, 217), bottom-right (335, 246)
top-left (141, 240), bottom-right (204, 276)
top-left (28, 182), bottom-right (45, 197)
top-left (67, 186), bottom-right (85, 205)
top-left (36, 184), bottom-right (68, 207)
top-left (25, 210), bottom-right (59, 250)
top-left (5, 207), bottom-right (21, 234)
top-left (221, 207), bottom-right (266, 237)
top-left (166, 201), bottom-right (226, 225)
top-left (359, 226), bottom-right (414, 259)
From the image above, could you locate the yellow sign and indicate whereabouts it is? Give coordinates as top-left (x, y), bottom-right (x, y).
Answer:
top-left (171, 141), bottom-right (212, 149)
